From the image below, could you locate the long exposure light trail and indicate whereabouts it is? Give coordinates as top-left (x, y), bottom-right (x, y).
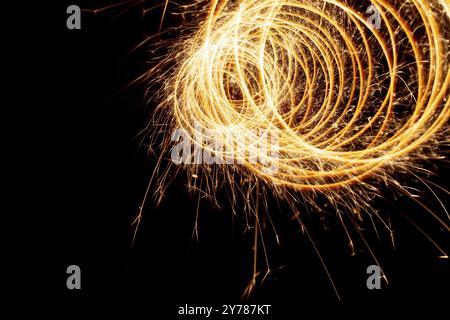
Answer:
top-left (125, 0), bottom-right (450, 298)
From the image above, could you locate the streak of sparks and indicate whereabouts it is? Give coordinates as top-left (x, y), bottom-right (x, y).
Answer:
top-left (90, 0), bottom-right (450, 298)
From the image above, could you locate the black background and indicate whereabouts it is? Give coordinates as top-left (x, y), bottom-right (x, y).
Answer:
top-left (24, 1), bottom-right (449, 317)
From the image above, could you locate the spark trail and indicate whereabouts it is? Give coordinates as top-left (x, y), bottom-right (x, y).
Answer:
top-left (130, 0), bottom-right (450, 297)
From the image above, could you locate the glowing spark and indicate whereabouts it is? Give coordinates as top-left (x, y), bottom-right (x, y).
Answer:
top-left (154, 0), bottom-right (450, 189)
top-left (137, 0), bottom-right (450, 296)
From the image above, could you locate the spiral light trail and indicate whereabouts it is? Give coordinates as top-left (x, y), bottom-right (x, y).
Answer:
top-left (134, 0), bottom-right (450, 297)
top-left (163, 0), bottom-right (450, 189)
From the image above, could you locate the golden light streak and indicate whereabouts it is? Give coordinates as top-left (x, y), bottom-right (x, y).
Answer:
top-left (163, 0), bottom-right (449, 189)
top-left (133, 0), bottom-right (450, 297)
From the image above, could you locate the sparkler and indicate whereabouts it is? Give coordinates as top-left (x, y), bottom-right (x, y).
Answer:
top-left (110, 0), bottom-right (450, 298)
